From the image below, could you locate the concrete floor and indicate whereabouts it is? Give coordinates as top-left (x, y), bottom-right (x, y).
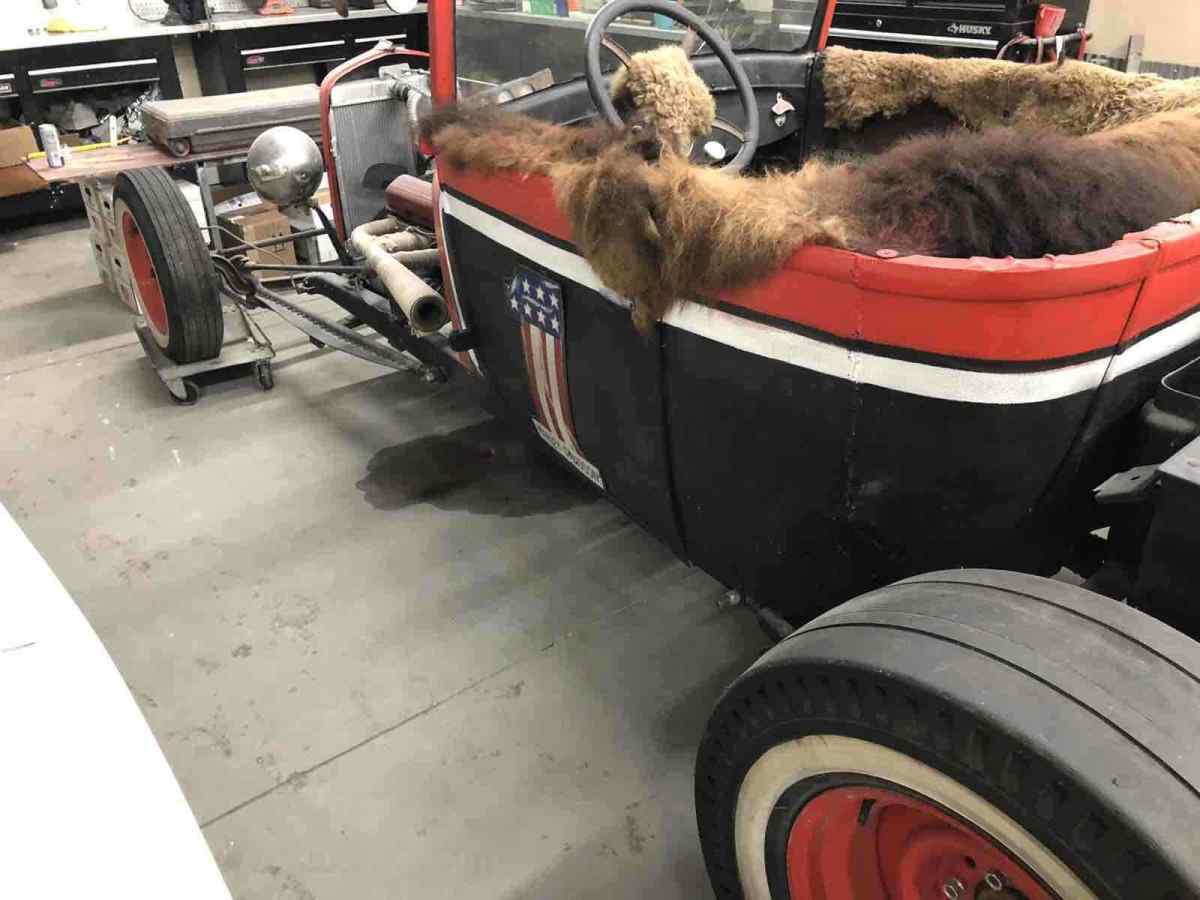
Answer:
top-left (0, 217), bottom-right (769, 899)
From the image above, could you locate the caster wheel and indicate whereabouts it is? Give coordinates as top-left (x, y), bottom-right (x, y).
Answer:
top-left (172, 379), bottom-right (201, 405)
top-left (168, 138), bottom-right (192, 158)
top-left (255, 361), bottom-right (275, 391)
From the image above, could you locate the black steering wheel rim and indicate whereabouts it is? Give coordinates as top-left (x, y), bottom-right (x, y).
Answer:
top-left (583, 0), bottom-right (760, 173)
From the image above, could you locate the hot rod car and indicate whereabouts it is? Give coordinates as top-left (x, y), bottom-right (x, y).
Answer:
top-left (112, 0), bottom-right (1200, 896)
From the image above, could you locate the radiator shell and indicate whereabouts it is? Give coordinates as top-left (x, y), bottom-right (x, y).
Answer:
top-left (329, 74), bottom-right (423, 235)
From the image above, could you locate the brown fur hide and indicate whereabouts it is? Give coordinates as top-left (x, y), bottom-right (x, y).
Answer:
top-left (426, 52), bottom-right (1200, 330)
top-left (823, 46), bottom-right (1200, 135)
top-left (554, 149), bottom-right (852, 330)
top-left (847, 114), bottom-right (1200, 259)
top-left (422, 102), bottom-right (666, 174)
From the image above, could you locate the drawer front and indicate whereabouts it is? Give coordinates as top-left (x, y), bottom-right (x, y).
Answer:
top-left (241, 39), bottom-right (349, 71)
top-left (29, 59), bottom-right (160, 94)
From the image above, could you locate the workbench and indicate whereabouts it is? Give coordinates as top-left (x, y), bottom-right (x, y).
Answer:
top-left (0, 5), bottom-right (426, 222)
top-left (1, 36), bottom-right (185, 125)
top-left (0, 29), bottom-right (187, 220)
top-left (27, 141), bottom-right (241, 184)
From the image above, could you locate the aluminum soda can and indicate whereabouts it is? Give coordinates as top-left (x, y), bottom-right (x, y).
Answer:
top-left (38, 123), bottom-right (65, 168)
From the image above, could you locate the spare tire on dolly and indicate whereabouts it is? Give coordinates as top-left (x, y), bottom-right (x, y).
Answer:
top-left (114, 168), bottom-right (223, 363)
top-left (696, 569), bottom-right (1200, 900)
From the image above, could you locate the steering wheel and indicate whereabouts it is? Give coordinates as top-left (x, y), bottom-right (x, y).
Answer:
top-left (584, 0), bottom-right (760, 173)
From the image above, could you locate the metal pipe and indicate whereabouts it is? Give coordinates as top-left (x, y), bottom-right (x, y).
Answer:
top-left (212, 225), bottom-right (328, 254)
top-left (350, 217), bottom-right (449, 335)
top-left (405, 86), bottom-right (424, 135)
top-left (241, 263), bottom-right (367, 274)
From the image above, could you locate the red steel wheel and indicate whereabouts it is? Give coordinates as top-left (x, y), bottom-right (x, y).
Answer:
top-left (120, 205), bottom-right (170, 344)
top-left (784, 784), bottom-right (1053, 900)
top-left (696, 571), bottom-right (1200, 900)
top-left (730, 737), bottom-right (1090, 900)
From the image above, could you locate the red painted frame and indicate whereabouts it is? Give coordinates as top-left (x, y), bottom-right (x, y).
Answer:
top-left (815, 0), bottom-right (838, 50)
top-left (429, 0), bottom-right (457, 108)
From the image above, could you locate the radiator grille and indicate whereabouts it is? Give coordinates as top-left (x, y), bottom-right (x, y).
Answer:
top-left (330, 77), bottom-right (421, 234)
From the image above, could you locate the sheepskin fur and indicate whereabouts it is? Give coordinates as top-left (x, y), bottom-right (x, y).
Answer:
top-left (823, 46), bottom-right (1200, 135)
top-left (609, 45), bottom-right (716, 155)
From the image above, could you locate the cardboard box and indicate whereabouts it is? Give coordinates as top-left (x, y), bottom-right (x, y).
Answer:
top-left (211, 174), bottom-right (327, 218)
top-left (217, 207), bottom-right (298, 266)
top-left (214, 176), bottom-right (331, 263)
top-left (213, 190), bottom-right (263, 218)
top-left (0, 124), bottom-right (44, 200)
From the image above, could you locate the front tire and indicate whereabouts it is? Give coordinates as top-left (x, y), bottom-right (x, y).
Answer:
top-left (114, 168), bottom-right (223, 363)
top-left (696, 570), bottom-right (1200, 900)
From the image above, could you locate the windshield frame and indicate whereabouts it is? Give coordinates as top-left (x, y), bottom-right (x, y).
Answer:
top-left (429, 0), bottom-right (837, 105)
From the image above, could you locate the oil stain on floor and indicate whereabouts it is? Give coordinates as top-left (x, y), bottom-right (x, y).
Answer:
top-left (357, 418), bottom-right (597, 516)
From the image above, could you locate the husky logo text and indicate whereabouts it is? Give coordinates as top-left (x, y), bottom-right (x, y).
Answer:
top-left (948, 22), bottom-right (994, 36)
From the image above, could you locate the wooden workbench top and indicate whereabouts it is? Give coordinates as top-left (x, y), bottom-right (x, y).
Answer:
top-left (27, 142), bottom-right (245, 185)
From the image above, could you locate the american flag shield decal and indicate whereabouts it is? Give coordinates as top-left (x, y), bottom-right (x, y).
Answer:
top-left (507, 266), bottom-right (605, 490)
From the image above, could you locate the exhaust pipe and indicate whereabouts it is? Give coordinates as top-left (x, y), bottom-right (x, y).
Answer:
top-left (350, 217), bottom-right (449, 335)
top-left (377, 226), bottom-right (433, 254)
top-left (392, 248), bottom-right (441, 269)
